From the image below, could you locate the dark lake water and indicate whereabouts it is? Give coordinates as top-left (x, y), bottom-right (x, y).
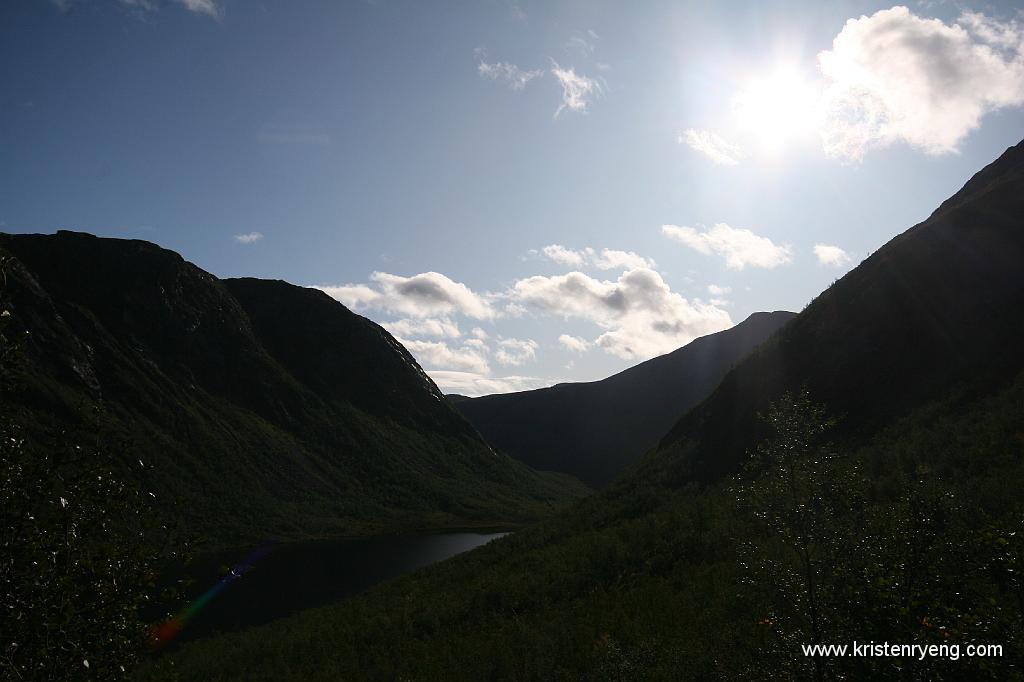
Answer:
top-left (159, 531), bottom-right (507, 646)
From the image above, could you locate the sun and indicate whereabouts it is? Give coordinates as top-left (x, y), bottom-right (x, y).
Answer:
top-left (732, 67), bottom-right (821, 154)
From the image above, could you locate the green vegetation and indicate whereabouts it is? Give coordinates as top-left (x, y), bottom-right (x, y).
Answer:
top-left (147, 377), bottom-right (1024, 680)
top-left (0, 234), bottom-right (587, 549)
top-left (1, 256), bottom-right (185, 680)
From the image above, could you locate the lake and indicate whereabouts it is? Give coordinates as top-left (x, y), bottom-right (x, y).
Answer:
top-left (162, 531), bottom-right (508, 645)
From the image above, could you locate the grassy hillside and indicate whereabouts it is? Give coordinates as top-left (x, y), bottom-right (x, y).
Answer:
top-left (0, 232), bottom-right (587, 547)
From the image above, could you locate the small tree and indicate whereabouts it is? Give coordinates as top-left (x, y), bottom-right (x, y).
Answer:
top-left (731, 390), bottom-right (855, 681)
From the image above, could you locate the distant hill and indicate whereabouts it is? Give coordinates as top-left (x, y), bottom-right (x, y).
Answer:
top-left (0, 232), bottom-right (586, 546)
top-left (653, 139), bottom-right (1024, 483)
top-left (453, 311), bottom-right (795, 487)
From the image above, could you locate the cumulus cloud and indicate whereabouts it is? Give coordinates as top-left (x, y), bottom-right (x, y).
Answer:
top-left (510, 268), bottom-right (731, 360)
top-left (316, 271), bottom-right (494, 320)
top-left (382, 317), bottom-right (461, 339)
top-left (558, 334), bottom-right (591, 352)
top-left (707, 284), bottom-right (732, 296)
top-left (592, 249), bottom-right (656, 271)
top-left (813, 244), bottom-right (852, 267)
top-left (679, 129), bottom-right (745, 165)
top-left (494, 338), bottom-right (539, 366)
top-left (551, 62), bottom-right (601, 117)
top-left (399, 339), bottom-right (490, 375)
top-left (233, 232), bottom-right (263, 244)
top-left (541, 244), bottom-right (588, 267)
top-left (429, 371), bottom-right (555, 397)
top-left (478, 60), bottom-right (544, 91)
top-left (538, 245), bottom-right (655, 271)
top-left (818, 6), bottom-right (1024, 159)
top-left (661, 223), bottom-right (792, 270)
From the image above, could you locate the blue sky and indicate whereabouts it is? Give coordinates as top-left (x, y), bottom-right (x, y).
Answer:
top-left (2, 0), bottom-right (1023, 394)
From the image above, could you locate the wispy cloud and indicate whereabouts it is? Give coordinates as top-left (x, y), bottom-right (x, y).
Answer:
top-left (233, 232), bottom-right (263, 244)
top-left (178, 0), bottom-right (218, 17)
top-left (551, 62), bottom-right (601, 118)
top-left (427, 371), bottom-right (555, 397)
top-left (53, 0), bottom-right (220, 17)
top-left (679, 129), bottom-right (744, 165)
top-left (536, 245), bottom-right (655, 271)
top-left (477, 59), bottom-right (544, 91)
top-left (566, 29), bottom-right (599, 56)
top-left (813, 244), bottom-right (852, 267)
top-left (662, 223), bottom-right (792, 270)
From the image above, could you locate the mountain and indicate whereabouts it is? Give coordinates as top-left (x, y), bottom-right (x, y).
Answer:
top-left (0, 231), bottom-right (586, 546)
top-left (652, 138), bottom-right (1024, 483)
top-left (452, 311), bottom-right (795, 487)
top-left (157, 142), bottom-right (1024, 680)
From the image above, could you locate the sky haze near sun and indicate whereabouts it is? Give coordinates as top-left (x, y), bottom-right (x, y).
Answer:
top-left (2, 0), bottom-right (1023, 395)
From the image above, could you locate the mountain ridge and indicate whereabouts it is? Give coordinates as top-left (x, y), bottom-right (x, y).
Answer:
top-left (0, 231), bottom-right (586, 546)
top-left (653, 139), bottom-right (1024, 483)
top-left (453, 310), bottom-right (795, 486)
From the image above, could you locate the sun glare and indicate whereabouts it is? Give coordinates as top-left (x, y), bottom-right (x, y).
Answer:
top-left (732, 67), bottom-right (821, 154)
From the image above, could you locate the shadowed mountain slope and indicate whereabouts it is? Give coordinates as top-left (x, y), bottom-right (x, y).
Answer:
top-left (0, 232), bottom-right (586, 546)
top-left (453, 311), bottom-right (794, 487)
top-left (653, 139), bottom-right (1024, 483)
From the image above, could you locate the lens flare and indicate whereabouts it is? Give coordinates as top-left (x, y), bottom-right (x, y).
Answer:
top-left (149, 544), bottom-right (273, 649)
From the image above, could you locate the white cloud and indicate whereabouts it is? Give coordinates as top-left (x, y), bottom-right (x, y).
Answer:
top-left (510, 268), bottom-right (732, 360)
top-left (707, 284), bottom-right (732, 296)
top-left (470, 327), bottom-right (489, 340)
top-left (551, 62), bottom-right (601, 117)
top-left (494, 338), bottom-right (539, 366)
top-left (382, 317), bottom-right (461, 339)
top-left (233, 232), bottom-right (263, 244)
top-left (316, 271), bottom-right (495, 320)
top-left (566, 30), bottom-right (598, 56)
top-left (558, 334), bottom-right (591, 353)
top-left (478, 60), bottom-right (544, 91)
top-left (428, 371), bottom-right (555, 397)
top-left (399, 339), bottom-right (490, 375)
top-left (813, 244), bottom-right (852, 267)
top-left (592, 249), bottom-right (656, 271)
top-left (178, 0), bottom-right (219, 17)
top-left (318, 283), bottom-right (380, 310)
top-left (661, 223), bottom-right (792, 270)
top-left (679, 129), bottom-right (744, 165)
top-left (538, 245), bottom-right (655, 271)
top-left (541, 244), bottom-right (589, 267)
top-left (818, 6), bottom-right (1024, 159)
top-left (56, 0), bottom-right (220, 16)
